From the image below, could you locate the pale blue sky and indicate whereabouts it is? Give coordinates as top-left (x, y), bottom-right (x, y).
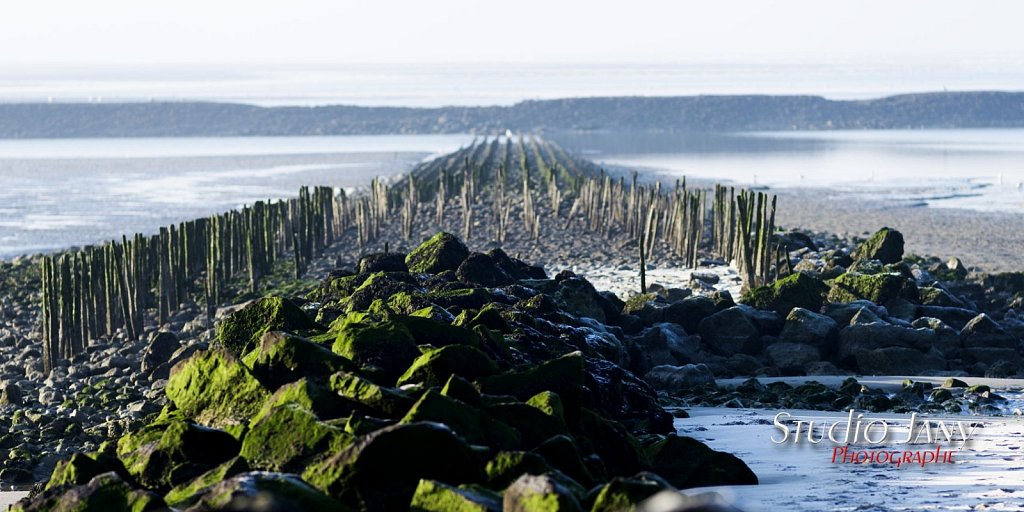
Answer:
top-left (1, 0), bottom-right (1019, 66)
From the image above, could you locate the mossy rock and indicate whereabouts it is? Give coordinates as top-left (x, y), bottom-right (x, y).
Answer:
top-left (409, 479), bottom-right (502, 512)
top-left (396, 345), bottom-right (499, 387)
top-left (331, 317), bottom-right (420, 384)
top-left (854, 227), bottom-right (904, 264)
top-left (163, 456), bottom-right (249, 508)
top-left (12, 472), bottom-right (165, 512)
top-left (464, 304), bottom-right (512, 333)
top-left (329, 371), bottom-right (415, 419)
top-left (185, 471), bottom-right (347, 512)
top-left (740, 272), bottom-right (829, 316)
top-left (526, 391), bottom-right (567, 425)
top-left (533, 435), bottom-right (596, 487)
top-left (215, 296), bottom-right (319, 357)
top-left (242, 331), bottom-right (359, 390)
top-left (622, 293), bottom-right (658, 316)
top-left (427, 287), bottom-right (495, 311)
top-left (256, 378), bottom-right (351, 422)
top-left (484, 451), bottom-right (553, 489)
top-left (553, 278), bottom-right (607, 323)
top-left (588, 473), bottom-right (674, 512)
top-left (393, 315), bottom-right (481, 349)
top-left (400, 390), bottom-right (521, 450)
top-left (828, 271), bottom-right (919, 304)
top-left (502, 473), bottom-right (584, 512)
top-left (302, 422), bottom-right (483, 511)
top-left (165, 349), bottom-right (269, 438)
top-left (358, 252), bottom-right (409, 274)
top-left (646, 434), bottom-right (758, 488)
top-left (456, 252), bottom-right (514, 287)
top-left (45, 452), bottom-right (132, 491)
top-left (241, 404), bottom-right (352, 472)
top-left (116, 419), bottom-right (240, 493)
top-left (477, 352), bottom-right (584, 427)
top-left (575, 409), bottom-right (645, 477)
top-left (441, 375), bottom-right (485, 408)
top-left (406, 232), bottom-right (470, 274)
top-left (346, 272), bottom-right (422, 312)
top-left (487, 402), bottom-right (568, 449)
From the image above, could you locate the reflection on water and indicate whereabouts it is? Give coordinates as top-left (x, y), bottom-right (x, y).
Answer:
top-left (547, 129), bottom-right (1024, 213)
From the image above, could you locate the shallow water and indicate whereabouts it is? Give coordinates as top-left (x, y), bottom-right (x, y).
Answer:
top-left (0, 134), bottom-right (474, 258)
top-left (549, 129), bottom-right (1024, 213)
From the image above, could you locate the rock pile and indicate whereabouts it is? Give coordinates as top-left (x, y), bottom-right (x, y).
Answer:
top-left (15, 232), bottom-right (756, 512)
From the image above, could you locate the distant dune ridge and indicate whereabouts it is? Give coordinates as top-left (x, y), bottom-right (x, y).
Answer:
top-left (1, 91), bottom-right (1024, 138)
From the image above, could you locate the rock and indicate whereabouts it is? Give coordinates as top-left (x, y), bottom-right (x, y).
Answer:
top-left (330, 315), bottom-right (420, 384)
top-left (663, 296), bottom-right (717, 334)
top-left (503, 473), bottom-right (584, 512)
top-left (12, 472), bottom-right (165, 512)
top-left (44, 452), bottom-right (132, 490)
top-left (141, 331), bottom-right (180, 374)
top-left (302, 422), bottom-right (483, 511)
top-left (401, 390), bottom-right (521, 450)
top-left (918, 287), bottom-right (968, 308)
top-left (477, 352), bottom-right (585, 423)
top-left (828, 271), bottom-right (918, 304)
top-left (489, 402), bottom-right (570, 450)
top-left (823, 300), bottom-right (888, 326)
top-left (410, 479), bottom-right (501, 512)
top-left (854, 227), bottom-right (904, 264)
top-left (646, 435), bottom-right (758, 488)
top-left (0, 382), bottom-right (23, 406)
top-left (837, 323), bottom-right (934, 361)
top-left (117, 419), bottom-right (240, 493)
top-left (215, 297), bottom-right (319, 356)
top-left (627, 323), bottom-right (701, 376)
top-left (777, 308), bottom-right (838, 353)
top-left (346, 272), bottom-right (421, 312)
top-left (698, 307), bottom-right (761, 356)
top-left (849, 307), bottom-right (885, 325)
top-left (184, 471), bottom-right (345, 512)
top-left (406, 232), bottom-right (470, 274)
top-left (358, 252), bottom-right (409, 274)
top-left (961, 314), bottom-right (1016, 349)
top-left (765, 343), bottom-right (821, 375)
top-left (164, 457), bottom-right (249, 508)
top-left (589, 473), bottom-right (674, 512)
top-left (553, 277), bottom-right (608, 323)
top-left (916, 305), bottom-right (980, 331)
top-left (242, 331), bottom-right (358, 390)
top-left (849, 346), bottom-right (946, 375)
top-left (942, 377), bottom-right (969, 388)
top-left (456, 253), bottom-right (513, 287)
top-left (329, 371), bottom-right (414, 418)
top-left (739, 272), bottom-right (829, 316)
top-left (484, 451), bottom-right (554, 489)
top-left (165, 349), bottom-right (270, 437)
top-left (241, 404), bottom-right (349, 472)
top-left (396, 345), bottom-right (499, 387)
top-left (643, 364), bottom-right (715, 393)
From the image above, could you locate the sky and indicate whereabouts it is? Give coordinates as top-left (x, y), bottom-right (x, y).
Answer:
top-left (0, 0), bottom-right (1020, 67)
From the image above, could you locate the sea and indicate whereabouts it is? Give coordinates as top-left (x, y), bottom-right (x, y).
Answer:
top-left (1, 62), bottom-right (1024, 259)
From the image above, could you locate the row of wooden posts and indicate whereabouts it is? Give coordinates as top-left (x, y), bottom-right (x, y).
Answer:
top-left (39, 186), bottom-right (342, 373)
top-left (37, 135), bottom-right (781, 373)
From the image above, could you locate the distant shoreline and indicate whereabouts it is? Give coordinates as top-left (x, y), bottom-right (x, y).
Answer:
top-left (2, 91), bottom-right (1024, 138)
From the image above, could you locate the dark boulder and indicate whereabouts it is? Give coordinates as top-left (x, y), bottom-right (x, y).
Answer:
top-left (854, 227), bottom-right (904, 264)
top-left (405, 232), bottom-right (470, 274)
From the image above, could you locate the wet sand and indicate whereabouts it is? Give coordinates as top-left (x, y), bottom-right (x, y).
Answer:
top-left (678, 405), bottom-right (1024, 511)
top-left (772, 186), bottom-right (1024, 273)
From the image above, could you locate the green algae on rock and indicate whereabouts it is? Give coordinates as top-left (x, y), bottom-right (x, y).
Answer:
top-left (740, 271), bottom-right (829, 316)
top-left (215, 296), bottom-right (319, 356)
top-left (116, 419), bottom-right (239, 493)
top-left (165, 349), bottom-right (269, 438)
top-left (242, 331), bottom-right (358, 390)
top-left (405, 232), bottom-right (471, 274)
